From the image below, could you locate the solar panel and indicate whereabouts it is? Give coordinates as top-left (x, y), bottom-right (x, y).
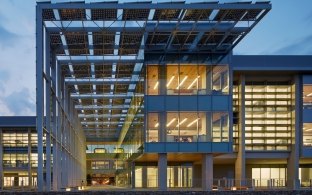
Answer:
top-left (42, 9), bottom-right (55, 20)
top-left (214, 9), bottom-right (247, 21)
top-left (73, 65), bottom-right (90, 78)
top-left (91, 9), bottom-right (117, 20)
top-left (59, 9), bottom-right (86, 20)
top-left (183, 9), bottom-right (212, 20)
top-left (78, 85), bottom-right (92, 93)
top-left (242, 9), bottom-right (263, 20)
top-left (153, 9), bottom-right (181, 20)
top-left (122, 9), bottom-right (150, 20)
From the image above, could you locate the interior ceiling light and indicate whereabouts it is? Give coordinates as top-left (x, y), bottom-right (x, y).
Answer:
top-left (155, 123), bottom-right (159, 128)
top-left (166, 118), bottom-right (176, 127)
top-left (176, 118), bottom-right (188, 127)
top-left (187, 118), bottom-right (200, 127)
top-left (153, 81), bottom-right (159, 90)
top-left (166, 76), bottom-right (175, 87)
top-left (307, 93), bottom-right (312, 97)
top-left (176, 76), bottom-right (188, 89)
top-left (305, 128), bottom-right (312, 132)
top-left (187, 76), bottom-right (200, 89)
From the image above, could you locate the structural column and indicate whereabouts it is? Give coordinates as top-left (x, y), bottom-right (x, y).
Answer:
top-left (287, 75), bottom-right (301, 189)
top-left (0, 129), bottom-right (3, 190)
top-left (35, 4), bottom-right (44, 191)
top-left (142, 166), bottom-right (148, 188)
top-left (28, 128), bottom-right (32, 188)
top-left (131, 162), bottom-right (135, 188)
top-left (235, 74), bottom-right (246, 186)
top-left (202, 153), bottom-right (213, 191)
top-left (158, 153), bottom-right (167, 191)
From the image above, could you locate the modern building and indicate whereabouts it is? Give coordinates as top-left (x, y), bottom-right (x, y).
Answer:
top-left (1, 0), bottom-right (312, 192)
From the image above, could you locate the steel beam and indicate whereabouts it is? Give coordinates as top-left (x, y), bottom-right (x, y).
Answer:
top-left (39, 2), bottom-right (271, 10)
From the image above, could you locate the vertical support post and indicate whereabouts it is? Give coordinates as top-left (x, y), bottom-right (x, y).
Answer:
top-left (235, 74), bottom-right (245, 186)
top-left (45, 32), bottom-right (51, 192)
top-left (28, 128), bottom-right (32, 188)
top-left (52, 53), bottom-right (58, 191)
top-left (131, 162), bottom-right (135, 188)
top-left (36, 4), bottom-right (44, 191)
top-left (159, 112), bottom-right (166, 142)
top-left (158, 153), bottom-right (167, 191)
top-left (0, 128), bottom-right (3, 190)
top-left (287, 75), bottom-right (301, 189)
top-left (142, 166), bottom-right (147, 188)
top-left (202, 153), bottom-right (213, 191)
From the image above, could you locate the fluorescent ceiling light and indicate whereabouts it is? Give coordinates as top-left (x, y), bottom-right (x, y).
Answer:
top-left (187, 76), bottom-right (200, 89)
top-left (305, 128), bottom-right (312, 132)
top-left (167, 76), bottom-right (175, 87)
top-left (307, 93), bottom-right (312, 97)
top-left (176, 118), bottom-right (187, 127)
top-left (176, 76), bottom-right (188, 89)
top-left (155, 123), bottom-right (159, 128)
top-left (153, 81), bottom-right (159, 90)
top-left (166, 118), bottom-right (176, 127)
top-left (187, 118), bottom-right (200, 127)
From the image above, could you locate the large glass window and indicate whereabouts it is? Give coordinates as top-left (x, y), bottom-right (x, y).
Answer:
top-left (303, 123), bottom-right (312, 147)
top-left (91, 161), bottom-right (110, 170)
top-left (303, 84), bottom-right (312, 109)
top-left (252, 167), bottom-right (286, 187)
top-left (146, 112), bottom-right (229, 143)
top-left (146, 64), bottom-right (229, 95)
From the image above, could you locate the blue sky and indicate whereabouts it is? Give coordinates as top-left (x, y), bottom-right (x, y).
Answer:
top-left (0, 0), bottom-right (311, 116)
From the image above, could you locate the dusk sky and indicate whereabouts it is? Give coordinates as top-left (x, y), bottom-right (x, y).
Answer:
top-left (0, 0), bottom-right (311, 116)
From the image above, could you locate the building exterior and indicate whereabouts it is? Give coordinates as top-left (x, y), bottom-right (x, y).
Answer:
top-left (1, 0), bottom-right (312, 192)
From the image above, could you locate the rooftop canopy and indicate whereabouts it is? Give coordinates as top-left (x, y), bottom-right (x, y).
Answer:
top-left (37, 0), bottom-right (271, 142)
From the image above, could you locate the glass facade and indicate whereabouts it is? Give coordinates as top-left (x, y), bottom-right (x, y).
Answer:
top-left (147, 112), bottom-right (229, 143)
top-left (303, 84), bottom-right (312, 109)
top-left (233, 82), bottom-right (293, 151)
top-left (251, 167), bottom-right (286, 187)
top-left (147, 64), bottom-right (229, 95)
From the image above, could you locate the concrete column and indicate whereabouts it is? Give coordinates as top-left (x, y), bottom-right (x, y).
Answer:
top-left (287, 75), bottom-right (301, 189)
top-left (142, 166), bottom-right (148, 188)
top-left (235, 74), bottom-right (246, 186)
top-left (0, 128), bottom-right (3, 190)
top-left (28, 128), bottom-right (32, 188)
top-left (158, 153), bottom-right (167, 191)
top-left (202, 153), bottom-right (213, 191)
top-left (131, 162), bottom-right (135, 188)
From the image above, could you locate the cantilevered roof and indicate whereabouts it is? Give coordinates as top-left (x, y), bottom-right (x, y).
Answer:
top-left (37, 0), bottom-right (271, 142)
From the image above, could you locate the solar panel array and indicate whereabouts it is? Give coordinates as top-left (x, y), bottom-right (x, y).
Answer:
top-left (41, 1), bottom-right (270, 141)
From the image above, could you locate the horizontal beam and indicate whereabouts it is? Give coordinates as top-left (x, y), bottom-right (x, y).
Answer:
top-left (75, 105), bottom-right (130, 110)
top-left (65, 78), bottom-right (143, 85)
top-left (71, 93), bottom-right (144, 99)
top-left (57, 56), bottom-right (144, 64)
top-left (81, 121), bottom-right (141, 125)
top-left (39, 2), bottom-right (271, 10)
top-left (78, 114), bottom-right (144, 118)
top-left (46, 21), bottom-right (247, 33)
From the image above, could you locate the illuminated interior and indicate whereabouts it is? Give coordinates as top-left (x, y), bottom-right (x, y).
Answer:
top-left (252, 167), bottom-right (286, 187)
top-left (147, 112), bottom-right (229, 142)
top-left (303, 85), bottom-right (312, 108)
top-left (303, 123), bottom-right (312, 146)
top-left (147, 64), bottom-right (229, 95)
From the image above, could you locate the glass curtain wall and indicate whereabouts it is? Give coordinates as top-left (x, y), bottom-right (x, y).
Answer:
top-left (147, 64), bottom-right (229, 95)
top-left (244, 83), bottom-right (293, 151)
top-left (252, 167), bottom-right (286, 187)
top-left (147, 112), bottom-right (229, 142)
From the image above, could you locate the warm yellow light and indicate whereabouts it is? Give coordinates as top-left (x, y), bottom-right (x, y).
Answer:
top-left (187, 118), bottom-right (200, 127)
top-left (153, 81), bottom-right (159, 90)
top-left (166, 118), bottom-right (176, 127)
top-left (305, 128), bottom-right (312, 132)
top-left (187, 76), bottom-right (200, 89)
top-left (307, 93), bottom-right (312, 97)
top-left (176, 118), bottom-right (187, 127)
top-left (176, 76), bottom-right (188, 89)
top-left (155, 123), bottom-right (159, 128)
top-left (166, 76), bottom-right (175, 87)
top-left (65, 188), bottom-right (71, 191)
